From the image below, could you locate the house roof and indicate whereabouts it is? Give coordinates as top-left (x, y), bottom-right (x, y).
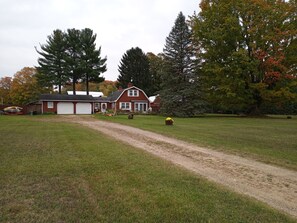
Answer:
top-left (106, 86), bottom-right (150, 102)
top-left (107, 90), bottom-right (124, 101)
top-left (96, 97), bottom-right (110, 103)
top-left (149, 96), bottom-right (156, 103)
top-left (39, 94), bottom-right (95, 102)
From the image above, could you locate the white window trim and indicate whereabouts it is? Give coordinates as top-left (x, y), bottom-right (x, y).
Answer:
top-left (128, 89), bottom-right (139, 97)
top-left (120, 102), bottom-right (131, 110)
top-left (135, 102), bottom-right (148, 112)
top-left (47, 101), bottom-right (54, 109)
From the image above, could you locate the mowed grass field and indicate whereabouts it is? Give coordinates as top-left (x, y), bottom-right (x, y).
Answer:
top-left (0, 116), bottom-right (295, 222)
top-left (96, 114), bottom-right (297, 170)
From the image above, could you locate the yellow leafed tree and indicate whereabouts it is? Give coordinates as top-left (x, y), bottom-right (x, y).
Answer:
top-left (10, 67), bottom-right (43, 105)
top-left (0, 76), bottom-right (13, 104)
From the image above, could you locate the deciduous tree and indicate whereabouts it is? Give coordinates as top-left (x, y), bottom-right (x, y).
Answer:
top-left (10, 67), bottom-right (43, 105)
top-left (0, 76), bottom-right (12, 104)
top-left (98, 80), bottom-right (117, 96)
top-left (191, 0), bottom-right (297, 114)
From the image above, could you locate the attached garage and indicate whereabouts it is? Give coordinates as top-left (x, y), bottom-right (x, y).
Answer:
top-left (76, 103), bottom-right (92, 114)
top-left (39, 94), bottom-right (95, 115)
top-left (57, 102), bottom-right (74, 114)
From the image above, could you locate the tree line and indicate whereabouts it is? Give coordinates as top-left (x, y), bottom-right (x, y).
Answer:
top-left (1, 0), bottom-right (296, 116)
top-left (0, 68), bottom-right (117, 105)
top-left (117, 0), bottom-right (296, 116)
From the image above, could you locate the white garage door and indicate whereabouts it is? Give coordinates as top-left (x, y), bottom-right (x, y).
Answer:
top-left (76, 103), bottom-right (92, 114)
top-left (57, 102), bottom-right (74, 114)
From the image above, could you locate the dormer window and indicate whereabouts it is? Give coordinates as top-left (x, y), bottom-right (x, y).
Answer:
top-left (128, 89), bottom-right (139, 97)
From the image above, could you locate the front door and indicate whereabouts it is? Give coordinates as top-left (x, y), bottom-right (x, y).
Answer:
top-left (101, 103), bottom-right (107, 113)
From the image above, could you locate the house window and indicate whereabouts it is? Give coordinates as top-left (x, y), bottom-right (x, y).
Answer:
top-left (47, 102), bottom-right (53, 109)
top-left (135, 103), bottom-right (147, 112)
top-left (128, 89), bottom-right (139, 97)
top-left (120, 102), bottom-right (131, 110)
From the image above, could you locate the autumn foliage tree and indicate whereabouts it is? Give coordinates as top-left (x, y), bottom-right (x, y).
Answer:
top-left (10, 67), bottom-right (44, 105)
top-left (191, 0), bottom-right (297, 114)
top-left (98, 80), bottom-right (117, 96)
top-left (0, 76), bottom-right (13, 104)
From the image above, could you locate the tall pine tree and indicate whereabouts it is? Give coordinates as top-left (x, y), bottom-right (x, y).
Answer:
top-left (36, 29), bottom-right (67, 94)
top-left (117, 47), bottom-right (153, 96)
top-left (160, 12), bottom-right (204, 117)
top-left (36, 28), bottom-right (106, 95)
top-left (80, 28), bottom-right (106, 95)
top-left (64, 28), bottom-right (83, 95)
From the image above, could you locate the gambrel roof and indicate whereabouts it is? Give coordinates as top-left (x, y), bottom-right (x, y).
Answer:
top-left (105, 86), bottom-right (150, 102)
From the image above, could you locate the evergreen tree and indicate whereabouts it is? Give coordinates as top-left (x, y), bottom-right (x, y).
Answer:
top-left (117, 47), bottom-right (153, 95)
top-left (36, 28), bottom-right (107, 95)
top-left (160, 12), bottom-right (205, 117)
top-left (147, 52), bottom-right (164, 95)
top-left (64, 28), bottom-right (83, 95)
top-left (80, 28), bottom-right (106, 95)
top-left (36, 29), bottom-right (67, 94)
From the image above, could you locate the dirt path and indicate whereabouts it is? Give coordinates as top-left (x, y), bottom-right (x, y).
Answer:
top-left (58, 115), bottom-right (297, 218)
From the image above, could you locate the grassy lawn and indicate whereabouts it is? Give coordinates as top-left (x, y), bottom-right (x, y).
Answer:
top-left (0, 116), bottom-right (295, 222)
top-left (95, 114), bottom-right (297, 170)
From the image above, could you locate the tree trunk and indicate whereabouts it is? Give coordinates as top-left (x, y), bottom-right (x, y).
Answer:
top-left (72, 78), bottom-right (76, 95)
top-left (86, 74), bottom-right (89, 95)
top-left (58, 82), bottom-right (62, 94)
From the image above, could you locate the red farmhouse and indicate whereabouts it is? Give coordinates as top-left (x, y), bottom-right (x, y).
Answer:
top-left (97, 85), bottom-right (150, 113)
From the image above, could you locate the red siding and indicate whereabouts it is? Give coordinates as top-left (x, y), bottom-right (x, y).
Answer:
top-left (116, 88), bottom-right (150, 112)
top-left (150, 96), bottom-right (161, 113)
top-left (42, 101), bottom-right (58, 114)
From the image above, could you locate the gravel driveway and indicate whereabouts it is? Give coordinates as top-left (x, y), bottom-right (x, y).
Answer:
top-left (56, 115), bottom-right (297, 218)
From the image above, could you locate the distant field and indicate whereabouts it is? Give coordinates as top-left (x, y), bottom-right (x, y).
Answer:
top-left (95, 114), bottom-right (297, 170)
top-left (0, 116), bottom-right (295, 222)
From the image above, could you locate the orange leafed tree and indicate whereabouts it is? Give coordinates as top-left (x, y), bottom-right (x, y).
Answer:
top-left (0, 76), bottom-right (13, 104)
top-left (10, 67), bottom-right (44, 105)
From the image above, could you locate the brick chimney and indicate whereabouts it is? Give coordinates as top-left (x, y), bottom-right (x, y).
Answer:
top-left (127, 82), bottom-right (133, 88)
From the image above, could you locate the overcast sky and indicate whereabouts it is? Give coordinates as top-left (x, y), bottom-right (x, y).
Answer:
top-left (0, 0), bottom-right (200, 81)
